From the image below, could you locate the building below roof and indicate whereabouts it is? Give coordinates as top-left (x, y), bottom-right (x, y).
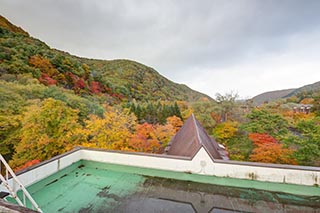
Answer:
top-left (165, 114), bottom-right (229, 160)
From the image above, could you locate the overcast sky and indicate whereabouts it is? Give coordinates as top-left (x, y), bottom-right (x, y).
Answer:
top-left (1, 0), bottom-right (320, 98)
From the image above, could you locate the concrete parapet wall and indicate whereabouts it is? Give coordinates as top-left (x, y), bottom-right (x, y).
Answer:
top-left (81, 148), bottom-right (320, 186)
top-left (0, 149), bottom-right (81, 193)
top-left (2, 147), bottom-right (319, 193)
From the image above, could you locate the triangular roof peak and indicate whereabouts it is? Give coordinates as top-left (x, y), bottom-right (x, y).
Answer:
top-left (165, 114), bottom-right (229, 161)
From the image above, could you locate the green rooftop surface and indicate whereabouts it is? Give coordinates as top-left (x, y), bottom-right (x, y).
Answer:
top-left (6, 160), bottom-right (320, 212)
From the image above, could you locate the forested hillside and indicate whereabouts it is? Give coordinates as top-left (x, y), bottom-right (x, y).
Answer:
top-left (252, 81), bottom-right (320, 105)
top-left (0, 15), bottom-right (197, 169)
top-left (0, 15), bottom-right (319, 169)
top-left (252, 89), bottom-right (295, 105)
top-left (211, 92), bottom-right (320, 166)
top-left (0, 15), bottom-right (209, 103)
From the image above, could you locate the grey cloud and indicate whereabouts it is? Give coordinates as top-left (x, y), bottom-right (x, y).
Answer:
top-left (1, 0), bottom-right (320, 97)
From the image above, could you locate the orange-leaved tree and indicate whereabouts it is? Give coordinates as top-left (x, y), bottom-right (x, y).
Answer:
top-left (128, 123), bottom-right (161, 153)
top-left (248, 133), bottom-right (277, 146)
top-left (248, 133), bottom-right (296, 164)
top-left (15, 159), bottom-right (41, 172)
top-left (154, 123), bottom-right (176, 148)
top-left (249, 143), bottom-right (297, 164)
top-left (29, 55), bottom-right (59, 76)
top-left (166, 116), bottom-right (183, 133)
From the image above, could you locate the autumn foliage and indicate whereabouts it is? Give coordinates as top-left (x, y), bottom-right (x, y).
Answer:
top-left (211, 112), bottom-right (222, 124)
top-left (128, 123), bottom-right (161, 153)
top-left (28, 54), bottom-right (124, 98)
top-left (38, 73), bottom-right (57, 85)
top-left (10, 98), bottom-right (84, 168)
top-left (90, 81), bottom-right (102, 94)
top-left (15, 159), bottom-right (41, 172)
top-left (248, 133), bottom-right (296, 164)
top-left (248, 133), bottom-right (277, 146)
top-left (166, 116), bottom-right (183, 132)
top-left (29, 55), bottom-right (59, 77)
top-left (281, 111), bottom-right (314, 125)
top-left (80, 107), bottom-right (136, 150)
top-left (128, 121), bottom-right (176, 153)
top-left (249, 143), bottom-right (297, 165)
top-left (213, 121), bottom-right (238, 144)
top-left (3, 15), bottom-right (319, 169)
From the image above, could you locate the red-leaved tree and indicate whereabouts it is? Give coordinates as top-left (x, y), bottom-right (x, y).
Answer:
top-left (248, 133), bottom-right (277, 146)
top-left (248, 133), bottom-right (296, 164)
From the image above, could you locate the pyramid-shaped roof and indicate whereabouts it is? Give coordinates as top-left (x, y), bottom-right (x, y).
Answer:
top-left (165, 114), bottom-right (229, 160)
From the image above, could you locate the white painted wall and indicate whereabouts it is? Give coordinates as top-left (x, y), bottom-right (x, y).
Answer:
top-left (81, 148), bottom-right (320, 186)
top-left (2, 147), bottom-right (319, 194)
top-left (210, 161), bottom-right (319, 186)
top-left (201, 148), bottom-right (319, 186)
top-left (80, 149), bottom-right (198, 173)
top-left (1, 150), bottom-right (81, 193)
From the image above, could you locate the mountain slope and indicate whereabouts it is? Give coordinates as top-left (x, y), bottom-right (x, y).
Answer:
top-left (0, 15), bottom-right (210, 102)
top-left (284, 81), bottom-right (320, 98)
top-left (252, 81), bottom-right (320, 105)
top-left (0, 15), bottom-right (28, 36)
top-left (252, 89), bottom-right (295, 105)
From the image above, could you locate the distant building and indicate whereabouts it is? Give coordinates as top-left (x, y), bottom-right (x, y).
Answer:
top-left (293, 104), bottom-right (312, 114)
top-left (165, 114), bottom-right (229, 160)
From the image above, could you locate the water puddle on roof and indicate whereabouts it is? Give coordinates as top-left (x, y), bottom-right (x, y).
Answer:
top-left (115, 176), bottom-right (319, 212)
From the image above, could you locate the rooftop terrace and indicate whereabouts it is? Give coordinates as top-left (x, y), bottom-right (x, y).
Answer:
top-left (5, 160), bottom-right (320, 212)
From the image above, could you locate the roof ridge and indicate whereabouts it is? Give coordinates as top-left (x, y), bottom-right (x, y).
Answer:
top-left (191, 113), bottom-right (202, 145)
top-left (166, 114), bottom-right (228, 160)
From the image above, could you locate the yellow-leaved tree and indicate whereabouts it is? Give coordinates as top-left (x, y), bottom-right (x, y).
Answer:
top-left (81, 106), bottom-right (137, 150)
top-left (29, 55), bottom-right (59, 77)
top-left (212, 121), bottom-right (239, 145)
top-left (10, 98), bottom-right (84, 168)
